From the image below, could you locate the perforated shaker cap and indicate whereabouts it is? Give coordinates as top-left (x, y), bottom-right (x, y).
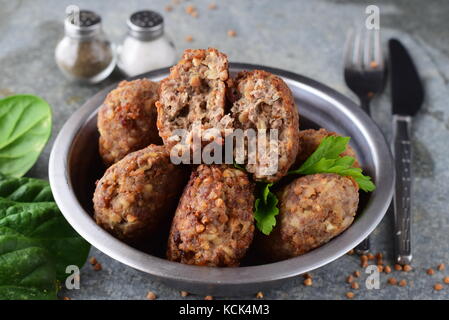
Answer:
top-left (127, 10), bottom-right (164, 41)
top-left (64, 10), bottom-right (102, 38)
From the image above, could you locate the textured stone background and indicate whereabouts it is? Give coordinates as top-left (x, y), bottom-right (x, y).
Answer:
top-left (1, 0), bottom-right (448, 300)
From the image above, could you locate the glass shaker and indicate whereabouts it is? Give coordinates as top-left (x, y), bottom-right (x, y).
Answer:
top-left (55, 10), bottom-right (116, 84)
top-left (118, 10), bottom-right (176, 77)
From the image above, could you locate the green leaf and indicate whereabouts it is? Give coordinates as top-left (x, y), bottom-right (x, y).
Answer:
top-left (0, 173), bottom-right (53, 202)
top-left (0, 95), bottom-right (52, 177)
top-left (289, 136), bottom-right (376, 192)
top-left (0, 176), bottom-right (90, 299)
top-left (0, 229), bottom-right (57, 300)
top-left (0, 198), bottom-right (90, 281)
top-left (291, 136), bottom-right (350, 174)
top-left (254, 183), bottom-right (279, 235)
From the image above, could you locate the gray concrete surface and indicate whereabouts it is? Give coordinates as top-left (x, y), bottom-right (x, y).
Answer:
top-left (1, 0), bottom-right (448, 300)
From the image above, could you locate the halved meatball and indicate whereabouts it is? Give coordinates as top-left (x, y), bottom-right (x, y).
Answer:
top-left (156, 48), bottom-right (233, 148)
top-left (167, 165), bottom-right (255, 267)
top-left (257, 173), bottom-right (359, 261)
top-left (93, 145), bottom-right (188, 245)
top-left (98, 79), bottom-right (161, 166)
top-left (229, 70), bottom-right (300, 183)
top-left (294, 128), bottom-right (360, 169)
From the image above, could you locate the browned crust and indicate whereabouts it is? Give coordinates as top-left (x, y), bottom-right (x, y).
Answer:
top-left (257, 173), bottom-right (359, 261)
top-left (167, 165), bottom-right (255, 267)
top-left (230, 70), bottom-right (300, 182)
top-left (294, 128), bottom-right (360, 169)
top-left (98, 79), bottom-right (162, 166)
top-left (93, 145), bottom-right (188, 245)
top-left (156, 48), bottom-right (232, 148)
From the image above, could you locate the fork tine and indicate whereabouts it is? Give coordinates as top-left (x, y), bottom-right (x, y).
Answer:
top-left (363, 28), bottom-right (372, 69)
top-left (343, 29), bottom-right (355, 68)
top-left (353, 29), bottom-right (362, 67)
top-left (363, 28), bottom-right (384, 70)
top-left (373, 29), bottom-right (384, 68)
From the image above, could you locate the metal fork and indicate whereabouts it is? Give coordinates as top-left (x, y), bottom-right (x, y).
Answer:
top-left (344, 28), bottom-right (387, 254)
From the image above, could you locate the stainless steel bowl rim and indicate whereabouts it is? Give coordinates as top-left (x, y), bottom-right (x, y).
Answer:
top-left (49, 63), bottom-right (394, 287)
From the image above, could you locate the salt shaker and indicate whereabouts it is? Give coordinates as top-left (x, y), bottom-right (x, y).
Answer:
top-left (55, 10), bottom-right (116, 83)
top-left (118, 10), bottom-right (176, 77)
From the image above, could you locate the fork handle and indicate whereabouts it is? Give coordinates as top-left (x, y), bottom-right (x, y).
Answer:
top-left (355, 97), bottom-right (371, 255)
top-left (392, 115), bottom-right (413, 265)
top-left (361, 97), bottom-right (371, 115)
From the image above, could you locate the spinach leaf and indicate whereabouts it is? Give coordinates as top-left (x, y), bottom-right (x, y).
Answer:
top-left (0, 227), bottom-right (57, 300)
top-left (0, 175), bottom-right (90, 299)
top-left (0, 198), bottom-right (90, 281)
top-left (0, 173), bottom-right (53, 202)
top-left (0, 95), bottom-right (52, 177)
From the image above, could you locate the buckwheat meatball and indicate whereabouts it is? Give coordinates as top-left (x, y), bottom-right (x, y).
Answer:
top-left (294, 128), bottom-right (360, 168)
top-left (167, 165), bottom-right (255, 267)
top-left (98, 79), bottom-right (161, 166)
top-left (93, 145), bottom-right (188, 244)
top-left (229, 70), bottom-right (300, 183)
top-left (257, 173), bottom-right (359, 261)
top-left (156, 48), bottom-right (233, 149)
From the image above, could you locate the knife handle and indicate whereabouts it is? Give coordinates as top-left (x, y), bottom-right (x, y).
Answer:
top-left (392, 115), bottom-right (413, 265)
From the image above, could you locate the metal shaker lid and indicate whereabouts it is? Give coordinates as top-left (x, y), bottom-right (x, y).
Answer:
top-left (64, 10), bottom-right (102, 38)
top-left (127, 10), bottom-right (164, 41)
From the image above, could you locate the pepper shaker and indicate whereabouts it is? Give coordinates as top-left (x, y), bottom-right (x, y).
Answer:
top-left (118, 10), bottom-right (176, 77)
top-left (55, 10), bottom-right (116, 83)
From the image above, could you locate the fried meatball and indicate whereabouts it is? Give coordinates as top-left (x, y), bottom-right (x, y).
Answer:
top-left (294, 128), bottom-right (360, 168)
top-left (156, 48), bottom-right (233, 148)
top-left (229, 70), bottom-right (300, 183)
top-left (93, 145), bottom-right (187, 244)
top-left (98, 79), bottom-right (161, 166)
top-left (167, 165), bottom-right (255, 267)
top-left (258, 173), bottom-right (359, 261)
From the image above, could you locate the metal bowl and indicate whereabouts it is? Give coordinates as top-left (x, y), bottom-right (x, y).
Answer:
top-left (49, 63), bottom-right (394, 296)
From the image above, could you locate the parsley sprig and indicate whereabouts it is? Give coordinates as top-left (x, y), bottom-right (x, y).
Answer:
top-left (239, 135), bottom-right (376, 235)
top-left (288, 136), bottom-right (376, 192)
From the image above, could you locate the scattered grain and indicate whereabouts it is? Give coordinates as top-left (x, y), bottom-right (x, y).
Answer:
top-left (165, 5), bottom-right (173, 12)
top-left (93, 263), bottom-right (102, 271)
top-left (204, 295), bottom-right (214, 300)
top-left (208, 3), bottom-right (217, 10)
top-left (346, 292), bottom-right (354, 299)
top-left (367, 253), bottom-right (375, 260)
top-left (180, 291), bottom-right (189, 297)
top-left (427, 268), bottom-right (435, 275)
top-left (146, 291), bottom-right (157, 300)
top-left (185, 35), bottom-right (194, 42)
top-left (89, 257), bottom-right (97, 265)
top-left (227, 29), bottom-right (237, 37)
top-left (437, 263), bottom-right (445, 271)
top-left (394, 264), bottom-right (402, 271)
top-left (384, 265), bottom-right (392, 274)
top-left (303, 278), bottom-right (313, 286)
top-left (388, 277), bottom-right (397, 285)
top-left (399, 279), bottom-right (407, 287)
top-left (351, 282), bottom-right (359, 290)
top-left (403, 264), bottom-right (412, 272)
top-left (434, 283), bottom-right (444, 291)
top-left (444, 276), bottom-right (449, 284)
top-left (346, 275), bottom-right (354, 284)
top-left (353, 271), bottom-right (361, 278)
top-left (256, 291), bottom-right (264, 299)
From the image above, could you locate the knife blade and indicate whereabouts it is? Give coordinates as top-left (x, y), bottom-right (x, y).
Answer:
top-left (389, 38), bottom-right (424, 265)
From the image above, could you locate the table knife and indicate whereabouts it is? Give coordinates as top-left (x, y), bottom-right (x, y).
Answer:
top-left (389, 39), bottom-right (424, 265)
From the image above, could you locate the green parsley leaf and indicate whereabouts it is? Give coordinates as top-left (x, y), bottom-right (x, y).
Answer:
top-left (289, 136), bottom-right (376, 192)
top-left (254, 183), bottom-right (279, 235)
